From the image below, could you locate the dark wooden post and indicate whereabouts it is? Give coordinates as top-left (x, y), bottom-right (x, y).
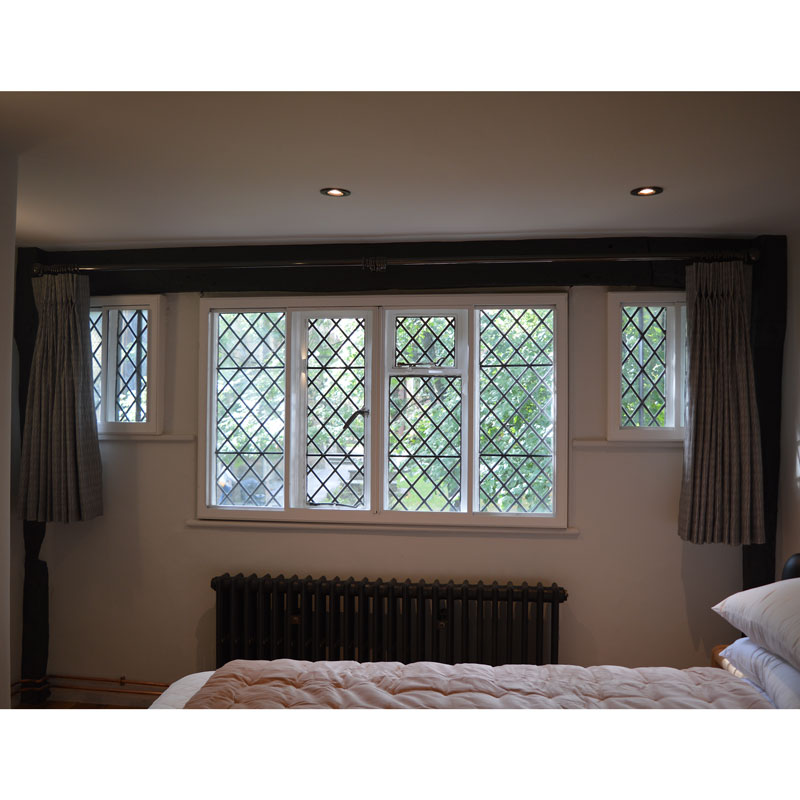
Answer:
top-left (744, 235), bottom-right (787, 589)
top-left (14, 247), bottom-right (51, 705)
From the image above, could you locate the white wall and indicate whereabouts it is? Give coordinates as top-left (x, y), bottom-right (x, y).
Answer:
top-left (778, 231), bottom-right (800, 567)
top-left (0, 154), bottom-right (18, 708)
top-left (41, 287), bottom-right (744, 685)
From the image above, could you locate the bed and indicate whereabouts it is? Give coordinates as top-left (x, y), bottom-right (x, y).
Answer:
top-left (151, 555), bottom-right (800, 709)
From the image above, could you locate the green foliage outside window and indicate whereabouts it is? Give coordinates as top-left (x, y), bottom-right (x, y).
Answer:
top-left (212, 306), bottom-right (559, 514)
top-left (620, 306), bottom-right (667, 427)
top-left (479, 308), bottom-right (555, 513)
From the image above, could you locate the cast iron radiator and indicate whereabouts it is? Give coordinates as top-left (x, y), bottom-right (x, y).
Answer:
top-left (211, 573), bottom-right (568, 669)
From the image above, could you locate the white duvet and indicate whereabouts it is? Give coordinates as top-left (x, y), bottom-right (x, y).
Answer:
top-left (172, 658), bottom-right (772, 709)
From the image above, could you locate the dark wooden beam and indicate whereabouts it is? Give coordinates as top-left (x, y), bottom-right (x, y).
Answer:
top-left (30, 234), bottom-right (757, 269)
top-left (22, 235), bottom-right (764, 297)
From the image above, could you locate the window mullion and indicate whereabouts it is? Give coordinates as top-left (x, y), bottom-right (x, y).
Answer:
top-left (105, 309), bottom-right (118, 424)
top-left (370, 308), bottom-right (383, 515)
top-left (466, 307), bottom-right (476, 515)
top-left (290, 311), bottom-right (307, 510)
top-left (284, 309), bottom-right (294, 511)
top-left (206, 310), bottom-right (217, 507)
top-left (665, 304), bottom-right (677, 428)
top-left (677, 303), bottom-right (687, 432)
top-left (99, 308), bottom-right (109, 427)
top-left (363, 311), bottom-right (373, 512)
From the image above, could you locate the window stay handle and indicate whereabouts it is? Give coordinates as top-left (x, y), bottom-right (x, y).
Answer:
top-left (342, 407), bottom-right (369, 432)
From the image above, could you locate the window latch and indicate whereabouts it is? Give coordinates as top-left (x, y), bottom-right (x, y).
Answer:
top-left (342, 407), bottom-right (369, 432)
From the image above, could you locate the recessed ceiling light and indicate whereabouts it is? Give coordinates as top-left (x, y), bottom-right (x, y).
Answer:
top-left (320, 187), bottom-right (351, 197)
top-left (630, 186), bottom-right (663, 196)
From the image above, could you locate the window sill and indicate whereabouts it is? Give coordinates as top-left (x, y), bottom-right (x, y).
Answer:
top-left (185, 517), bottom-right (580, 538)
top-left (98, 433), bottom-right (196, 443)
top-left (571, 438), bottom-right (683, 450)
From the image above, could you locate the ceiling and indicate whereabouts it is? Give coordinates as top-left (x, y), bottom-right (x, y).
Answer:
top-left (2, 92), bottom-right (800, 250)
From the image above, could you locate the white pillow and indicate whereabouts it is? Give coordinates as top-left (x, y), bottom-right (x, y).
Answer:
top-left (720, 638), bottom-right (800, 709)
top-left (712, 577), bottom-right (800, 672)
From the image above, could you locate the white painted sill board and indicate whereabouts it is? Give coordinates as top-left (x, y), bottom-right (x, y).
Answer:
top-left (571, 438), bottom-right (683, 450)
top-left (98, 434), bottom-right (196, 442)
top-left (185, 518), bottom-right (580, 537)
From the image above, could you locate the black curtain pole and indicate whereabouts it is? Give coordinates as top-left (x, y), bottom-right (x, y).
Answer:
top-left (32, 248), bottom-right (760, 274)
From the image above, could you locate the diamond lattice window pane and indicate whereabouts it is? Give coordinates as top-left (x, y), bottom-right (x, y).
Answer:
top-left (306, 317), bottom-right (366, 508)
top-left (114, 309), bottom-right (148, 422)
top-left (621, 306), bottom-right (667, 427)
top-left (478, 308), bottom-right (555, 513)
top-left (388, 376), bottom-right (461, 511)
top-left (89, 309), bottom-right (103, 418)
top-left (215, 311), bottom-right (286, 508)
top-left (394, 316), bottom-right (456, 367)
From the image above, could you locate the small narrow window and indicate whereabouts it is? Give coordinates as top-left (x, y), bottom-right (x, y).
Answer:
top-left (89, 308), bottom-right (104, 415)
top-left (607, 292), bottom-right (685, 441)
top-left (112, 308), bottom-right (149, 423)
top-left (90, 295), bottom-right (164, 435)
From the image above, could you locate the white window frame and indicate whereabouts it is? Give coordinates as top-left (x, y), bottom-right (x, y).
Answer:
top-left (90, 294), bottom-right (164, 436)
top-left (383, 308), bottom-right (469, 515)
top-left (291, 308), bottom-right (374, 512)
top-left (198, 293), bottom-right (568, 530)
top-left (607, 291), bottom-right (685, 442)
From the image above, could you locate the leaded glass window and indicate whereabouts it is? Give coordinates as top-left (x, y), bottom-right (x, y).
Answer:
top-left (113, 309), bottom-right (149, 422)
top-left (89, 309), bottom-right (103, 415)
top-left (479, 308), bottom-right (555, 513)
top-left (89, 296), bottom-right (162, 434)
top-left (214, 311), bottom-right (286, 508)
top-left (607, 292), bottom-right (686, 441)
top-left (305, 316), bottom-right (367, 508)
top-left (620, 306), bottom-right (667, 427)
top-left (388, 375), bottom-right (462, 511)
top-left (394, 316), bottom-right (456, 367)
top-left (202, 295), bottom-right (567, 527)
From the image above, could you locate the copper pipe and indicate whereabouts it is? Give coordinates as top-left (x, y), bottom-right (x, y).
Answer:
top-left (49, 683), bottom-right (163, 697)
top-left (48, 673), bottom-right (169, 688)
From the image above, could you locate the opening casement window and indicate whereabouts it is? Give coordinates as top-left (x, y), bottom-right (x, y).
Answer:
top-left (198, 294), bottom-right (568, 529)
top-left (607, 292), bottom-right (686, 441)
top-left (89, 295), bottom-right (164, 435)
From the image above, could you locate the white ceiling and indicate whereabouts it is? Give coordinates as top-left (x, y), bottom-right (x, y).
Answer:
top-left (2, 92), bottom-right (800, 250)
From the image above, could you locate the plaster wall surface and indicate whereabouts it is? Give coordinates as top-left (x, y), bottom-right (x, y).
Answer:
top-left (41, 286), bottom-right (743, 683)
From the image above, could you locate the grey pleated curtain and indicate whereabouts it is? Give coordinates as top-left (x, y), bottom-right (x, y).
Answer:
top-left (18, 272), bottom-right (103, 522)
top-left (678, 261), bottom-right (765, 545)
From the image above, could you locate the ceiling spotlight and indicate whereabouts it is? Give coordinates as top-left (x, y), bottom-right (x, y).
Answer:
top-left (630, 186), bottom-right (663, 196)
top-left (320, 187), bottom-right (351, 197)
